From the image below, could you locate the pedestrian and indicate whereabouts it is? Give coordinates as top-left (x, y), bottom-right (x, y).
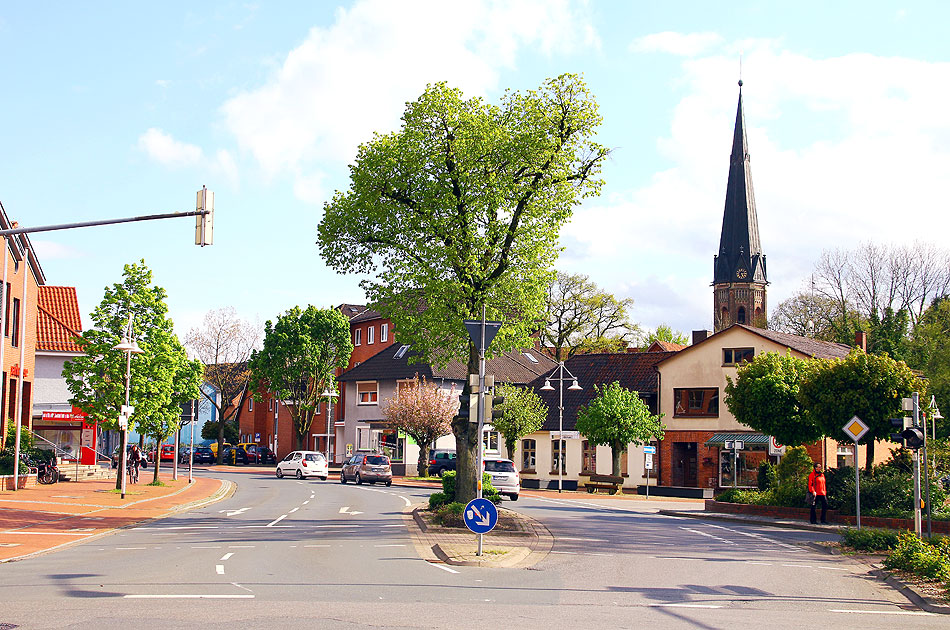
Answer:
top-left (808, 462), bottom-right (828, 524)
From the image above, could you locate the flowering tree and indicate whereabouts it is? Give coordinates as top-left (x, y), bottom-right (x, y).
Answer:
top-left (382, 375), bottom-right (456, 477)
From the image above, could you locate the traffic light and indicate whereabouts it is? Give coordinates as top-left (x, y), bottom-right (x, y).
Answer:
top-left (456, 393), bottom-right (477, 422)
top-left (489, 395), bottom-right (504, 420)
top-left (889, 417), bottom-right (911, 446)
top-left (900, 427), bottom-right (925, 449)
top-left (195, 186), bottom-right (214, 246)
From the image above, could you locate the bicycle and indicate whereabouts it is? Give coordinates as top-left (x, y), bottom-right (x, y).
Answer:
top-left (127, 461), bottom-right (139, 484)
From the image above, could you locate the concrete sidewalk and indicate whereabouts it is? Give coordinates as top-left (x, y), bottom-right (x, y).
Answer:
top-left (0, 471), bottom-right (232, 562)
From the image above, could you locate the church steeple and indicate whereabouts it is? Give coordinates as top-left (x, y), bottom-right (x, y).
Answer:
top-left (713, 81), bottom-right (768, 331)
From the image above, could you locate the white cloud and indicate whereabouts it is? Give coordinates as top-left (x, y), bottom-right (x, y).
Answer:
top-left (564, 38), bottom-right (950, 332)
top-left (138, 128), bottom-right (239, 183)
top-left (630, 31), bottom-right (723, 56)
top-left (221, 0), bottom-right (599, 200)
top-left (31, 240), bottom-right (85, 260)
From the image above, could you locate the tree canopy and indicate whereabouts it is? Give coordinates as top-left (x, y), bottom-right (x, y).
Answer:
top-left (248, 306), bottom-right (353, 451)
top-left (544, 271), bottom-right (637, 359)
top-left (381, 375), bottom-right (456, 477)
top-left (493, 384), bottom-right (548, 460)
top-left (318, 74), bottom-right (608, 504)
top-left (63, 260), bottom-right (202, 486)
top-left (642, 324), bottom-right (689, 347)
top-left (724, 352), bottom-right (821, 447)
top-left (575, 381), bottom-right (664, 477)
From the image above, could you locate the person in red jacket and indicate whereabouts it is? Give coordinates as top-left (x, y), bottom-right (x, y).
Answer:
top-left (808, 463), bottom-right (828, 524)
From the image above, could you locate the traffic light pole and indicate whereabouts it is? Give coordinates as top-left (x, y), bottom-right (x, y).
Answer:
top-left (913, 392), bottom-right (922, 536)
top-left (476, 306), bottom-right (486, 557)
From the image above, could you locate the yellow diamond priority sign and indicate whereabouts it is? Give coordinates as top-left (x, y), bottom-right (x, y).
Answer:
top-left (842, 415), bottom-right (869, 442)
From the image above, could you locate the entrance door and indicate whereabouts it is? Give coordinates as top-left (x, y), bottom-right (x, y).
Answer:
top-left (672, 442), bottom-right (698, 487)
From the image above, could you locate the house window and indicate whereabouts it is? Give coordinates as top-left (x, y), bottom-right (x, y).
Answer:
top-left (10, 298), bottom-right (19, 346)
top-left (393, 344), bottom-right (410, 359)
top-left (354, 328), bottom-right (362, 346)
top-left (268, 399), bottom-right (273, 412)
top-left (521, 439), bottom-right (536, 471)
top-left (248, 397), bottom-right (253, 412)
top-left (483, 430), bottom-right (499, 453)
top-left (551, 439), bottom-right (566, 474)
top-left (356, 427), bottom-right (372, 451)
top-left (3, 282), bottom-right (9, 337)
top-left (673, 388), bottom-right (719, 417)
top-left (737, 306), bottom-right (746, 324)
top-left (357, 381), bottom-right (378, 405)
top-left (723, 347), bottom-right (754, 366)
top-left (582, 440), bottom-right (596, 474)
top-left (368, 326), bottom-right (375, 344)
top-left (381, 323), bottom-right (388, 342)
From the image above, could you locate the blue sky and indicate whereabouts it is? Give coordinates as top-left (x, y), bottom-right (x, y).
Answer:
top-left (2, 1), bottom-right (949, 341)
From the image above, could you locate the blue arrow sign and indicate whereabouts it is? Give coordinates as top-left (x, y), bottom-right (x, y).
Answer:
top-left (643, 445), bottom-right (656, 454)
top-left (463, 498), bottom-right (498, 534)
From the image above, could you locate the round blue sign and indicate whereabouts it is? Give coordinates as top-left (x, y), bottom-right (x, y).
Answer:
top-left (463, 498), bottom-right (498, 534)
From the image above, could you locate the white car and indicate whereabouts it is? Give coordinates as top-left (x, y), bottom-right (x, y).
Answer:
top-left (276, 451), bottom-right (329, 480)
top-left (484, 457), bottom-right (520, 500)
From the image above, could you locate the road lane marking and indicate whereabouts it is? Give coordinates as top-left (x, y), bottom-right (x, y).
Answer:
top-left (216, 565), bottom-right (225, 574)
top-left (229, 545), bottom-right (255, 548)
top-left (124, 594), bottom-right (253, 599)
top-left (339, 506), bottom-right (363, 515)
top-left (374, 544), bottom-right (405, 547)
top-left (830, 609), bottom-right (932, 616)
top-left (117, 547), bottom-right (146, 550)
top-left (704, 523), bottom-right (799, 550)
top-left (427, 561), bottom-right (459, 574)
top-left (303, 500), bottom-right (310, 505)
top-left (220, 553), bottom-right (234, 561)
top-left (192, 545), bottom-right (222, 549)
top-left (289, 507), bottom-right (299, 513)
top-left (397, 495), bottom-right (411, 507)
top-left (136, 526), bottom-right (219, 530)
top-left (304, 544), bottom-right (331, 548)
top-left (231, 582), bottom-right (253, 593)
top-left (219, 507), bottom-right (251, 517)
top-left (649, 604), bottom-right (723, 609)
top-left (313, 524), bottom-right (361, 528)
top-left (782, 564), bottom-right (812, 568)
top-left (266, 515), bottom-right (288, 527)
top-left (680, 527), bottom-right (736, 545)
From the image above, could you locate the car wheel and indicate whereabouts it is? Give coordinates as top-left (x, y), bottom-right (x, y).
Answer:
top-left (385, 480), bottom-right (392, 487)
top-left (320, 476), bottom-right (327, 481)
top-left (295, 469), bottom-right (303, 480)
top-left (509, 494), bottom-right (519, 501)
top-left (355, 473), bottom-right (362, 485)
top-left (340, 473), bottom-right (347, 484)
top-left (276, 468), bottom-right (284, 478)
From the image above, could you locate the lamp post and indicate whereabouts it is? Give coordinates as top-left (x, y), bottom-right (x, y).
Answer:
top-left (540, 362), bottom-right (582, 493)
top-left (113, 314), bottom-right (143, 500)
top-left (924, 397), bottom-right (942, 538)
top-left (321, 385), bottom-right (338, 462)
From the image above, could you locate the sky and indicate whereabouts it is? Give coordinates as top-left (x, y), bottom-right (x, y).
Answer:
top-left (2, 1), bottom-right (950, 342)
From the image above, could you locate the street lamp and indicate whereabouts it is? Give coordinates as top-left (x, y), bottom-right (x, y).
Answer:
top-left (321, 385), bottom-right (338, 462)
top-left (540, 362), bottom-right (582, 493)
top-left (113, 314), bottom-right (143, 500)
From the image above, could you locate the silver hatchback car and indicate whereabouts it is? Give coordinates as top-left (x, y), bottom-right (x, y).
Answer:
top-left (484, 457), bottom-right (520, 501)
top-left (340, 453), bottom-right (393, 486)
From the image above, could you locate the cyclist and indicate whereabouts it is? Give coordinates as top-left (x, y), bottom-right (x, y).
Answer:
top-left (128, 445), bottom-right (143, 484)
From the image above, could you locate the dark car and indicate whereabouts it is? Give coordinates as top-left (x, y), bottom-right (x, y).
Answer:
top-left (427, 449), bottom-right (456, 476)
top-left (340, 453), bottom-right (392, 486)
top-left (222, 446), bottom-right (249, 465)
top-left (180, 446), bottom-right (215, 465)
top-left (245, 445), bottom-right (277, 465)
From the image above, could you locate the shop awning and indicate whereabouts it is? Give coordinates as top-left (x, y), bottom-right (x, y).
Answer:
top-left (703, 432), bottom-right (769, 446)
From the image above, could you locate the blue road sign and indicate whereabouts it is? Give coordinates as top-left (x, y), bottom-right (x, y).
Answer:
top-left (463, 498), bottom-right (498, 534)
top-left (643, 445), bottom-right (656, 454)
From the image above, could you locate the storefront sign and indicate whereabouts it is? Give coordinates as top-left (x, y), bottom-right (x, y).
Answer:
top-left (41, 410), bottom-right (87, 422)
top-left (551, 431), bottom-right (580, 440)
top-left (10, 364), bottom-right (29, 378)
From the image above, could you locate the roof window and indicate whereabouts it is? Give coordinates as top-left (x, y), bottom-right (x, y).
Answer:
top-left (394, 345), bottom-right (411, 359)
top-left (522, 351), bottom-right (539, 364)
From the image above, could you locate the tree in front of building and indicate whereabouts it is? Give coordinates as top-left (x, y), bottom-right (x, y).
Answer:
top-left (201, 418), bottom-right (238, 445)
top-left (724, 351), bottom-right (822, 447)
top-left (318, 74), bottom-right (608, 504)
top-left (544, 271), bottom-right (637, 359)
top-left (575, 381), bottom-right (664, 477)
top-left (381, 375), bottom-right (456, 477)
top-left (63, 261), bottom-right (203, 488)
top-left (641, 324), bottom-right (689, 347)
top-left (186, 307), bottom-right (260, 463)
top-left (798, 351), bottom-right (923, 472)
top-left (248, 306), bottom-right (353, 451)
top-left (492, 384), bottom-right (547, 462)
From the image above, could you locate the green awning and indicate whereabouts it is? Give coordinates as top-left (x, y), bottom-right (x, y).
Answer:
top-left (704, 432), bottom-right (769, 446)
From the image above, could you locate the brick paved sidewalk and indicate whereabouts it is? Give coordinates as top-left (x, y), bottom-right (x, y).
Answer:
top-left (0, 471), bottom-right (232, 562)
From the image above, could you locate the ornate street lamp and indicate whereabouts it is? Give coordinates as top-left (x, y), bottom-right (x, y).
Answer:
top-left (540, 362), bottom-right (582, 493)
top-left (113, 314), bottom-right (143, 499)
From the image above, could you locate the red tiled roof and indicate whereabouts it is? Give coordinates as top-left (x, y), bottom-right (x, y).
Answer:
top-left (37, 286), bottom-right (83, 353)
top-left (646, 340), bottom-right (687, 352)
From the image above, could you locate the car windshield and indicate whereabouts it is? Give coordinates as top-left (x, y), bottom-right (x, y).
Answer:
top-left (485, 460), bottom-right (516, 473)
top-left (366, 456), bottom-right (389, 465)
top-left (304, 453), bottom-right (325, 462)
top-left (197, 448), bottom-right (212, 454)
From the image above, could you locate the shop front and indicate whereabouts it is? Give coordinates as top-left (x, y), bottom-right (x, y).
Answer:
top-left (705, 432), bottom-right (770, 489)
top-left (35, 408), bottom-right (97, 464)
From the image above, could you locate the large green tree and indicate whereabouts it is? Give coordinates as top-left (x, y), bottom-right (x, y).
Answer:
top-left (493, 384), bottom-right (548, 462)
top-left (724, 352), bottom-right (821, 447)
top-left (248, 306), bottom-right (353, 451)
top-left (797, 351), bottom-right (923, 471)
top-left (318, 74), bottom-right (608, 503)
top-left (63, 261), bottom-right (203, 488)
top-left (906, 296), bottom-right (950, 437)
top-left (544, 271), bottom-right (637, 360)
top-left (575, 381), bottom-right (664, 478)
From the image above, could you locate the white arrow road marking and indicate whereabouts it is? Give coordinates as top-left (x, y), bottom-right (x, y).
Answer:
top-left (218, 507), bottom-right (251, 517)
top-left (339, 506), bottom-right (363, 515)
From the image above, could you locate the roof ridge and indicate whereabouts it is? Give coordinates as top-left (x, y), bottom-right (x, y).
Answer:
top-left (37, 302), bottom-right (83, 339)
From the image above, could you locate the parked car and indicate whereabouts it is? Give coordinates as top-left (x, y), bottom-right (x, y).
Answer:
top-left (484, 457), bottom-right (520, 501)
top-left (155, 444), bottom-right (176, 462)
top-left (427, 449), bottom-right (456, 477)
top-left (222, 446), bottom-right (249, 465)
top-left (180, 446), bottom-right (215, 465)
top-left (208, 442), bottom-right (232, 458)
top-left (245, 445), bottom-right (277, 465)
top-left (341, 453), bottom-right (392, 486)
top-left (276, 451), bottom-right (328, 480)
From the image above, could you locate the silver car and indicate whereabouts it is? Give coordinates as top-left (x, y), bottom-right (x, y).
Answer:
top-left (484, 457), bottom-right (520, 501)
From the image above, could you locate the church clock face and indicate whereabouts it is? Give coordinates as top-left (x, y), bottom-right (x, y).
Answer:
top-left (735, 268), bottom-right (748, 279)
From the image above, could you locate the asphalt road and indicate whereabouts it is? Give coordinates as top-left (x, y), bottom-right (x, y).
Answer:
top-left (0, 470), bottom-right (944, 629)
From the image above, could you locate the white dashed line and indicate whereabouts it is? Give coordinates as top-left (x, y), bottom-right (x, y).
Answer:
top-left (374, 544), bottom-right (405, 547)
top-left (304, 544), bottom-right (331, 548)
top-left (680, 527), bottom-right (736, 545)
top-left (116, 547), bottom-right (146, 550)
top-left (302, 500), bottom-right (310, 505)
top-left (220, 553), bottom-right (234, 561)
top-left (215, 565), bottom-right (225, 575)
top-left (830, 609), bottom-right (932, 616)
top-left (649, 604), bottom-right (722, 609)
top-left (427, 561), bottom-right (459, 574)
top-left (289, 507), bottom-right (299, 513)
top-left (266, 515), bottom-right (288, 527)
top-left (559, 537), bottom-right (607, 542)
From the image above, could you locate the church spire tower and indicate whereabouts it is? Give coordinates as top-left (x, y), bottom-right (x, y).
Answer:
top-left (713, 80), bottom-right (768, 332)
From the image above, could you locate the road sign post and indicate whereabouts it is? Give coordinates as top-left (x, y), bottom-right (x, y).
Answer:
top-left (643, 448), bottom-right (655, 499)
top-left (842, 415), bottom-right (869, 529)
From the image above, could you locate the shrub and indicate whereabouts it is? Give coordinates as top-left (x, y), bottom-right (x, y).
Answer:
top-left (840, 527), bottom-right (900, 552)
top-left (441, 470), bottom-right (456, 500)
top-left (428, 492), bottom-right (449, 509)
top-left (758, 461), bottom-right (777, 491)
top-left (715, 488), bottom-right (767, 504)
top-left (769, 446), bottom-right (813, 507)
top-left (431, 501), bottom-right (467, 527)
top-left (482, 473), bottom-right (501, 505)
top-left (884, 531), bottom-right (950, 583)
top-left (829, 465), bottom-right (948, 518)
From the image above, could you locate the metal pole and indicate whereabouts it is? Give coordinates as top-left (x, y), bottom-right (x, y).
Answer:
top-left (172, 422), bottom-right (179, 481)
top-left (558, 362), bottom-right (564, 494)
top-left (120, 348), bottom-right (131, 499)
top-left (13, 244), bottom-right (29, 491)
top-left (732, 446), bottom-right (737, 489)
top-left (645, 457), bottom-right (650, 499)
top-left (854, 440), bottom-right (861, 529)
top-left (913, 392), bottom-right (922, 536)
top-left (0, 209), bottom-right (210, 237)
top-left (0, 236), bottom-right (7, 465)
top-left (188, 399), bottom-right (195, 484)
top-left (923, 405), bottom-right (932, 538)
top-left (476, 305), bottom-right (487, 557)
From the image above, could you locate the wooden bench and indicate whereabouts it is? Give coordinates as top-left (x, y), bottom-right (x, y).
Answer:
top-left (585, 474), bottom-right (625, 494)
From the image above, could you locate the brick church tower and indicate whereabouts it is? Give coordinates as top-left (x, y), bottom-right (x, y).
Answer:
top-left (713, 81), bottom-right (767, 331)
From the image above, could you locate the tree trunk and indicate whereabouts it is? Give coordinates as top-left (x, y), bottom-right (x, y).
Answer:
top-left (418, 443), bottom-right (430, 477)
top-left (216, 410), bottom-right (226, 464)
top-left (505, 438), bottom-right (516, 463)
top-left (452, 344), bottom-right (481, 504)
top-left (153, 441), bottom-right (160, 484)
top-left (611, 442), bottom-right (622, 477)
top-left (865, 440), bottom-right (875, 473)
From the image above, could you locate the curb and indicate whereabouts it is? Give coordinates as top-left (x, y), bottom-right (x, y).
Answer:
top-left (432, 542), bottom-right (531, 568)
top-left (871, 567), bottom-right (950, 615)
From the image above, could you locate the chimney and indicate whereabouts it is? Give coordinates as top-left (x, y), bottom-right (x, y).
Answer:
top-left (855, 331), bottom-right (867, 352)
top-left (692, 330), bottom-right (712, 345)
